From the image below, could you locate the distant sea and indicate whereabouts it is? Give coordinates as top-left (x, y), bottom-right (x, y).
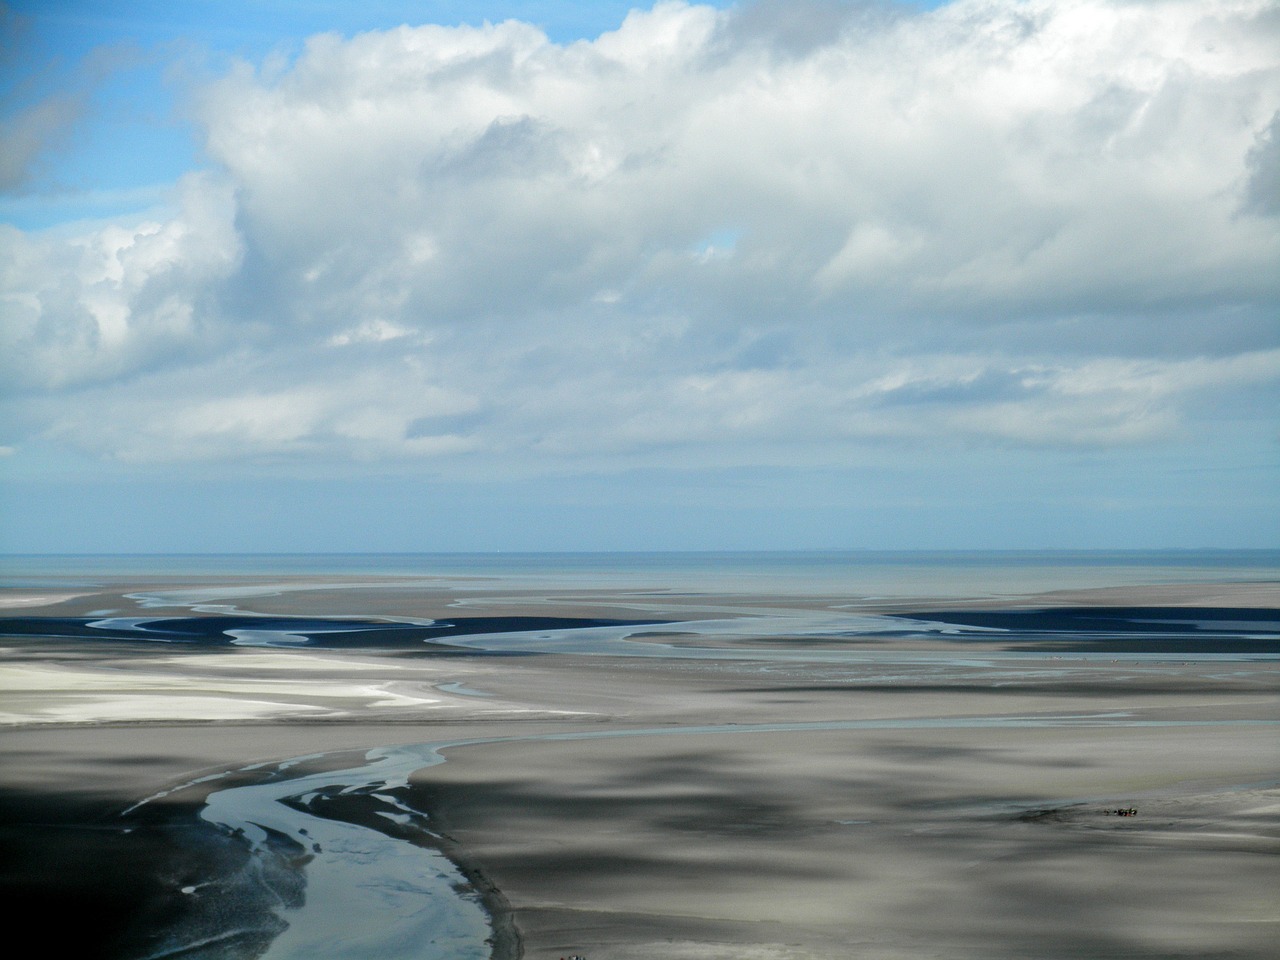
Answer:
top-left (3, 550), bottom-right (1278, 599)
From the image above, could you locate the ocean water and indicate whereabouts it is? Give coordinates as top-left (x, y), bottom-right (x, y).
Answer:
top-left (2, 552), bottom-right (1280, 604)
top-left (4, 549), bottom-right (1279, 598)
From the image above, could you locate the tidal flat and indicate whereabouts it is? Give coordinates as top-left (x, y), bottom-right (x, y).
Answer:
top-left (1, 553), bottom-right (1277, 959)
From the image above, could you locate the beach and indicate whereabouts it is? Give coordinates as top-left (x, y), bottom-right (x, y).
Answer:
top-left (1, 553), bottom-right (1277, 959)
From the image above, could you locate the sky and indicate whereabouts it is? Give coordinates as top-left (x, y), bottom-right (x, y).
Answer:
top-left (1, 0), bottom-right (1277, 553)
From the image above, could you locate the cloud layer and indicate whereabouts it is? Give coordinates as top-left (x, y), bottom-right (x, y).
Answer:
top-left (3, 0), bottom-right (1278, 472)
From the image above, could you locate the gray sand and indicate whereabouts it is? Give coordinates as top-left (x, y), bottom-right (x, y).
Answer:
top-left (1, 576), bottom-right (1277, 958)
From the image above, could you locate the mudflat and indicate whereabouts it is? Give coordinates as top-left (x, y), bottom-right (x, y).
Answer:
top-left (1, 569), bottom-right (1277, 959)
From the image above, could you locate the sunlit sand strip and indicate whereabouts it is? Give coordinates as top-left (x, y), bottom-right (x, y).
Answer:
top-left (0, 696), bottom-right (335, 725)
top-left (0, 593), bottom-right (93, 607)
top-left (0, 661), bottom-right (430, 725)
top-left (0, 656), bottom-right (583, 726)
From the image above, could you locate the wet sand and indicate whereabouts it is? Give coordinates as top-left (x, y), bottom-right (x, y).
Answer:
top-left (0, 573), bottom-right (1277, 959)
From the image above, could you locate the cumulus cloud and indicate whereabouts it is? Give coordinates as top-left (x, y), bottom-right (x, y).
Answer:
top-left (1, 173), bottom-right (242, 392)
top-left (3, 0), bottom-right (1278, 470)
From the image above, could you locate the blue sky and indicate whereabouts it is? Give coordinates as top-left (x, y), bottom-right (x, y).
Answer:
top-left (1, 0), bottom-right (1277, 552)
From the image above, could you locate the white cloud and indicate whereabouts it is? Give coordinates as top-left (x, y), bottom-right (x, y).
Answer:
top-left (38, 358), bottom-right (482, 463)
top-left (1, 173), bottom-right (242, 391)
top-left (327, 318), bottom-right (420, 346)
top-left (3, 0), bottom-right (1278, 470)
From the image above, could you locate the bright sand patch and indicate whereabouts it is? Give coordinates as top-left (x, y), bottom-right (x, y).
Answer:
top-left (0, 592), bottom-right (94, 608)
top-left (0, 648), bottom-right (566, 725)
